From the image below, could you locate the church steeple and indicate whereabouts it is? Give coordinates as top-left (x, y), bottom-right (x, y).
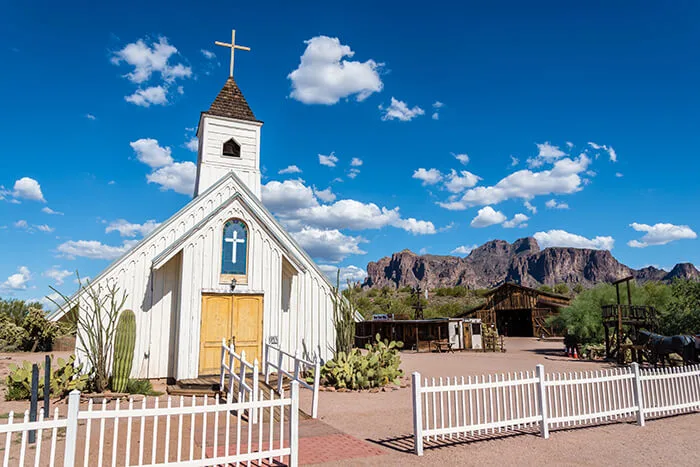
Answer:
top-left (194, 31), bottom-right (262, 200)
top-left (205, 77), bottom-right (260, 123)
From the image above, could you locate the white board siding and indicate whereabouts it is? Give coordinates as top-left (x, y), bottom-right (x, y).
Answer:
top-left (71, 174), bottom-right (335, 381)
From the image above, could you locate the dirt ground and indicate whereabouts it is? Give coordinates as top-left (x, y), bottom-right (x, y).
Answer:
top-left (2, 339), bottom-right (699, 465)
top-left (301, 337), bottom-right (700, 466)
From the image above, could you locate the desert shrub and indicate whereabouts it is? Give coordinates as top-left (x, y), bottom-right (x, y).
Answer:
top-left (0, 315), bottom-right (28, 351)
top-left (22, 307), bottom-right (58, 352)
top-left (319, 334), bottom-right (403, 390)
top-left (539, 285), bottom-right (554, 293)
top-left (5, 355), bottom-right (88, 401)
top-left (125, 379), bottom-right (162, 396)
top-left (434, 286), bottom-right (468, 297)
top-left (658, 279), bottom-right (700, 335)
top-left (424, 302), bottom-right (469, 318)
top-left (553, 283), bottom-right (570, 296)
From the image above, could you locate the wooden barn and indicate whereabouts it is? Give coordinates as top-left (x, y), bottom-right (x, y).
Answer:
top-left (459, 283), bottom-right (571, 337)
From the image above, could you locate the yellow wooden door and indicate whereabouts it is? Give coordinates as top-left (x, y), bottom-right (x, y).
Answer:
top-left (199, 294), bottom-right (264, 376)
top-left (199, 295), bottom-right (234, 375)
top-left (232, 295), bottom-right (264, 364)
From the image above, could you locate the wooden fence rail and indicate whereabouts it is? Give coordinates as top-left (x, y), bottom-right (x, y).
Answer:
top-left (263, 343), bottom-right (321, 419)
top-left (413, 363), bottom-right (700, 455)
top-left (219, 339), bottom-right (259, 422)
top-left (0, 382), bottom-right (300, 467)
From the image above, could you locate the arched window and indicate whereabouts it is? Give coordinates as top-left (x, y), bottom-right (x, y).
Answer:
top-left (221, 219), bottom-right (248, 279)
top-left (222, 138), bottom-right (241, 158)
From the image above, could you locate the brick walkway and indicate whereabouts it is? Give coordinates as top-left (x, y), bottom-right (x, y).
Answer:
top-left (298, 419), bottom-right (385, 465)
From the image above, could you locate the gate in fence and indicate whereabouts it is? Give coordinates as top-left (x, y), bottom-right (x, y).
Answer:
top-left (412, 363), bottom-right (700, 455)
top-left (220, 338), bottom-right (259, 421)
top-left (0, 382), bottom-right (300, 467)
top-left (263, 343), bottom-right (321, 419)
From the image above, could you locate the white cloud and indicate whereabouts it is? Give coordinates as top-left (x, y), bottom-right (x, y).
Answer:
top-left (262, 178), bottom-right (436, 235)
top-left (524, 200), bottom-right (537, 214)
top-left (288, 36), bottom-right (383, 105)
top-left (615, 172), bottom-right (624, 178)
top-left (86, 113), bottom-right (97, 120)
top-left (470, 206), bottom-right (507, 228)
top-left (451, 244), bottom-right (478, 255)
top-left (43, 267), bottom-right (72, 286)
top-left (106, 219), bottom-right (160, 237)
top-left (444, 169), bottom-right (481, 193)
top-left (1, 266), bottom-right (31, 291)
top-left (545, 199), bottom-right (569, 210)
top-left (347, 168), bottom-right (360, 179)
top-left (627, 222), bottom-right (697, 248)
top-left (510, 156), bottom-right (519, 167)
top-left (502, 213), bottom-right (529, 228)
top-left (566, 142), bottom-right (574, 148)
top-left (319, 152), bottom-right (339, 167)
top-left (588, 142), bottom-right (617, 162)
top-left (453, 153), bottom-right (469, 165)
top-left (432, 112), bottom-right (439, 120)
top-left (292, 227), bottom-right (366, 262)
top-left (431, 101), bottom-right (445, 120)
top-left (36, 224), bottom-right (54, 233)
top-left (130, 138), bottom-right (173, 168)
top-left (57, 239), bottom-right (139, 260)
top-left (279, 165), bottom-right (302, 175)
top-left (201, 49), bottom-right (215, 59)
top-left (437, 154), bottom-right (591, 210)
top-left (111, 37), bottom-right (192, 84)
top-left (412, 168), bottom-right (442, 186)
top-left (350, 157), bottom-right (363, 167)
top-left (318, 264), bottom-right (367, 288)
top-left (313, 187), bottom-right (336, 203)
top-left (13, 177), bottom-right (46, 202)
top-left (125, 85), bottom-right (168, 107)
top-left (185, 137), bottom-right (198, 152)
top-left (527, 142), bottom-right (567, 168)
top-left (433, 101), bottom-right (445, 109)
top-left (13, 220), bottom-right (28, 229)
top-left (42, 207), bottom-right (63, 215)
top-left (379, 97), bottom-right (425, 121)
top-left (147, 161), bottom-right (196, 195)
top-left (534, 230), bottom-right (614, 250)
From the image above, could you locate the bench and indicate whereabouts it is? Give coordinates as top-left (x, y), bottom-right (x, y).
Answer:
top-left (432, 340), bottom-right (455, 353)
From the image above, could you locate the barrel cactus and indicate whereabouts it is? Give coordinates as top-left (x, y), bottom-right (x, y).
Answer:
top-left (111, 309), bottom-right (136, 392)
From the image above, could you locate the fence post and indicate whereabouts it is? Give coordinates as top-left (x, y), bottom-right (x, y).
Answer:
top-left (264, 343), bottom-right (270, 385)
top-left (536, 364), bottom-right (549, 439)
top-left (277, 348), bottom-right (284, 394)
top-left (63, 390), bottom-right (80, 467)
top-left (239, 350), bottom-right (247, 404)
top-left (219, 338), bottom-right (226, 393)
top-left (252, 358), bottom-right (259, 423)
top-left (412, 372), bottom-right (424, 456)
top-left (289, 381), bottom-right (300, 467)
top-left (44, 355), bottom-right (51, 416)
top-left (227, 347), bottom-right (235, 403)
top-left (29, 363), bottom-right (39, 443)
top-left (311, 356), bottom-right (321, 419)
top-left (631, 362), bottom-right (645, 426)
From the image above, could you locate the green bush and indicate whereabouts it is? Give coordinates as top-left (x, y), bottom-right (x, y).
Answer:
top-left (125, 379), bottom-right (162, 396)
top-left (0, 314), bottom-right (28, 351)
top-left (5, 355), bottom-right (88, 401)
top-left (22, 307), bottom-right (58, 352)
top-left (319, 334), bottom-right (404, 390)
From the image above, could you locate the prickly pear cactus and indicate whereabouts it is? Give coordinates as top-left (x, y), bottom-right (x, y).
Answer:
top-left (111, 309), bottom-right (136, 392)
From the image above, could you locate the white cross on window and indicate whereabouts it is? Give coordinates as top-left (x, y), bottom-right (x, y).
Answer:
top-left (225, 229), bottom-right (246, 264)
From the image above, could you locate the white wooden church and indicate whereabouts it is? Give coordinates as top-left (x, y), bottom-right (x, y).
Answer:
top-left (51, 35), bottom-right (337, 382)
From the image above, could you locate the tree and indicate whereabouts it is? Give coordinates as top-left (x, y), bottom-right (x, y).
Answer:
top-left (22, 307), bottom-right (58, 352)
top-left (660, 279), bottom-right (700, 335)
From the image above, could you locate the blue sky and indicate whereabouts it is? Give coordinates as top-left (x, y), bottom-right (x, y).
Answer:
top-left (1, 1), bottom-right (699, 302)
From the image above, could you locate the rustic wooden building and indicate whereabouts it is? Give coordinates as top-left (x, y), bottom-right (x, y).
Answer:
top-left (459, 283), bottom-right (571, 337)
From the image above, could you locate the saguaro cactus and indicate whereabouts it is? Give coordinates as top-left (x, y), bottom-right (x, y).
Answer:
top-left (111, 309), bottom-right (136, 393)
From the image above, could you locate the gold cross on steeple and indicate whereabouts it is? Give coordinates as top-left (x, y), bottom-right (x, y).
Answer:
top-left (215, 29), bottom-right (251, 78)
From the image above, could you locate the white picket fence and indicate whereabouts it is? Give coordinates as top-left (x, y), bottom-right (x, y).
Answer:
top-left (0, 382), bottom-right (299, 467)
top-left (412, 363), bottom-right (700, 455)
top-left (263, 343), bottom-right (321, 419)
top-left (219, 339), bottom-right (259, 422)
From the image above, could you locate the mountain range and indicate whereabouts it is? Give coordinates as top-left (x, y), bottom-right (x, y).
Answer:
top-left (362, 237), bottom-right (700, 290)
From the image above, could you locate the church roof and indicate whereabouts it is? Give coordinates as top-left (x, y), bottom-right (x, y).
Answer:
top-left (205, 77), bottom-right (259, 122)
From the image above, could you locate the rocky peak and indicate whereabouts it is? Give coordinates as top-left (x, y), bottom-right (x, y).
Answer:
top-left (665, 263), bottom-right (700, 281)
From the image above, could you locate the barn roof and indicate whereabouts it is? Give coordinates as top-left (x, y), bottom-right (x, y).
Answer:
top-left (456, 282), bottom-right (571, 317)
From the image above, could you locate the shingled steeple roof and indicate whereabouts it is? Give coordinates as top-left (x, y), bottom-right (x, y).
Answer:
top-left (205, 77), bottom-right (259, 122)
